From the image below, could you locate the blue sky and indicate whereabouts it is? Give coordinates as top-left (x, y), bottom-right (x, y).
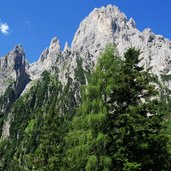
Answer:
top-left (0, 0), bottom-right (171, 63)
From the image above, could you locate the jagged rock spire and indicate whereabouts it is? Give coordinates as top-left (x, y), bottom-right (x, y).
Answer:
top-left (127, 18), bottom-right (136, 28)
top-left (0, 45), bottom-right (29, 96)
top-left (49, 36), bottom-right (61, 52)
top-left (29, 36), bottom-right (62, 80)
top-left (64, 42), bottom-right (69, 51)
top-left (0, 44), bottom-right (26, 70)
top-left (71, 4), bottom-right (128, 58)
top-left (38, 36), bottom-right (61, 63)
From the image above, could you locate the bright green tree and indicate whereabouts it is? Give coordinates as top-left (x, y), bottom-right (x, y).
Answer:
top-left (63, 46), bottom-right (122, 171)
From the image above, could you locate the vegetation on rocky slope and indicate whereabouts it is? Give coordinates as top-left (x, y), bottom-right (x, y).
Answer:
top-left (0, 46), bottom-right (171, 171)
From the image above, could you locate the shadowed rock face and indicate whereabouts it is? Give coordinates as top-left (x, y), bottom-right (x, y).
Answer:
top-left (0, 45), bottom-right (30, 96)
top-left (2, 4), bottom-right (171, 96)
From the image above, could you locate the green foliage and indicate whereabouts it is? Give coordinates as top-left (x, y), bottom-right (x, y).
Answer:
top-left (123, 161), bottom-right (141, 171)
top-left (0, 82), bottom-right (16, 113)
top-left (25, 119), bottom-right (36, 135)
top-left (0, 46), bottom-right (171, 170)
top-left (63, 46), bottom-right (121, 171)
top-left (0, 67), bottom-right (83, 170)
top-left (75, 57), bottom-right (86, 85)
top-left (161, 74), bottom-right (171, 82)
top-left (0, 82), bottom-right (16, 136)
top-left (64, 46), bottom-right (171, 171)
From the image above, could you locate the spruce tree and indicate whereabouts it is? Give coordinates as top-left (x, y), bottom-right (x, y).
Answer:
top-left (107, 48), bottom-right (170, 170)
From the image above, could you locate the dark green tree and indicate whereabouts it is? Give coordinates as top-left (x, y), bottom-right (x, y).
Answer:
top-left (107, 48), bottom-right (170, 170)
top-left (32, 111), bottom-right (63, 170)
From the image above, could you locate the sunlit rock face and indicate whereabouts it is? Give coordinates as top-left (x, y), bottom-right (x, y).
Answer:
top-left (72, 4), bottom-right (171, 76)
top-left (28, 37), bottom-right (62, 80)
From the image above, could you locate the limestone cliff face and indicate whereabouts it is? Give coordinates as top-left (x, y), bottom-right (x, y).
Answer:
top-left (27, 37), bottom-right (73, 89)
top-left (71, 5), bottom-right (171, 76)
top-left (28, 37), bottom-right (62, 80)
top-left (0, 45), bottom-right (30, 96)
top-left (0, 46), bottom-right (30, 139)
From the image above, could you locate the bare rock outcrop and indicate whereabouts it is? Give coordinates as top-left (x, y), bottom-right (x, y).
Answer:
top-left (0, 45), bottom-right (30, 96)
top-left (72, 5), bottom-right (171, 76)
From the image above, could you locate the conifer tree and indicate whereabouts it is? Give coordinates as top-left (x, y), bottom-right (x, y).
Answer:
top-left (107, 48), bottom-right (170, 170)
top-left (63, 46), bottom-right (121, 171)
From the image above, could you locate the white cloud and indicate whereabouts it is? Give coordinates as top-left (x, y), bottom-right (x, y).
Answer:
top-left (0, 22), bottom-right (10, 35)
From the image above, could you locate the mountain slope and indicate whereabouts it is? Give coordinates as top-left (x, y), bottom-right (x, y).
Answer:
top-left (0, 4), bottom-right (171, 171)
top-left (0, 3), bottom-right (171, 144)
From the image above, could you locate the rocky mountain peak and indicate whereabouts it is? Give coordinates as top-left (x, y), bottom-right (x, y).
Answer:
top-left (71, 5), bottom-right (171, 77)
top-left (71, 5), bottom-right (128, 61)
top-left (63, 42), bottom-right (71, 56)
top-left (14, 44), bottom-right (23, 50)
top-left (0, 45), bottom-right (29, 96)
top-left (64, 42), bottom-right (69, 51)
top-left (0, 44), bottom-right (27, 71)
top-left (127, 18), bottom-right (136, 28)
top-left (49, 36), bottom-right (61, 52)
top-left (29, 36), bottom-right (62, 80)
top-left (38, 37), bottom-right (61, 63)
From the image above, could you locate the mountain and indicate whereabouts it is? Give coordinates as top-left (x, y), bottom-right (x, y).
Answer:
top-left (28, 4), bottom-right (171, 90)
top-left (1, 5), bottom-right (171, 96)
top-left (0, 45), bottom-right (30, 119)
top-left (0, 4), bottom-right (171, 170)
top-left (72, 4), bottom-right (171, 78)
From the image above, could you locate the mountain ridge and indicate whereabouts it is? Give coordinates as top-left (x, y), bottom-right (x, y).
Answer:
top-left (1, 4), bottom-right (171, 96)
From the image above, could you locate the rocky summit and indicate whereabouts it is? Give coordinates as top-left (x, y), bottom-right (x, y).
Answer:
top-left (0, 45), bottom-right (29, 96)
top-left (71, 5), bottom-right (171, 76)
